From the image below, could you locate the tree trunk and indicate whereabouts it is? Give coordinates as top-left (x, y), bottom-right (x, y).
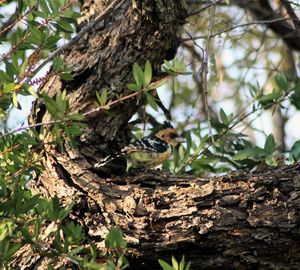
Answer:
top-left (24, 0), bottom-right (300, 269)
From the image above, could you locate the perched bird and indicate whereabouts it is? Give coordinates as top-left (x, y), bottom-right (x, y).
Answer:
top-left (94, 121), bottom-right (183, 174)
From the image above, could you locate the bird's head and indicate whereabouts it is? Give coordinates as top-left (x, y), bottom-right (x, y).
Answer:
top-left (154, 121), bottom-right (184, 147)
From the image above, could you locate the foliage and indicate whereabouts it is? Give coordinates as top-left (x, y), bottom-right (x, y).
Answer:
top-left (0, 0), bottom-right (127, 268)
top-left (159, 256), bottom-right (191, 270)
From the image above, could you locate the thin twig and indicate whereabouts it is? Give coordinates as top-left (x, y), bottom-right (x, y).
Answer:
top-left (176, 82), bottom-right (298, 173)
top-left (83, 76), bottom-right (171, 118)
top-left (0, 5), bottom-right (36, 37)
top-left (0, 143), bottom-right (22, 156)
top-left (0, 0), bottom-right (78, 63)
top-left (181, 17), bottom-right (294, 41)
top-left (1, 75), bottom-right (172, 138)
top-left (201, 1), bottom-right (216, 143)
top-left (1, 120), bottom-right (63, 138)
top-left (187, 0), bottom-right (223, 17)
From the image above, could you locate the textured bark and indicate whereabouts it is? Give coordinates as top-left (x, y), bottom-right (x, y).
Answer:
top-left (23, 0), bottom-right (300, 269)
top-left (19, 163), bottom-right (300, 269)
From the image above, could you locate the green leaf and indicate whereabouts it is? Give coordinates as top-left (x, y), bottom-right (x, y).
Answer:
top-left (19, 58), bottom-right (28, 79)
top-left (12, 91), bottom-right (21, 110)
top-left (105, 226), bottom-right (126, 249)
top-left (0, 221), bottom-right (15, 241)
top-left (158, 259), bottom-right (173, 270)
top-left (172, 77), bottom-right (178, 94)
top-left (293, 82), bottom-right (300, 94)
top-left (5, 59), bottom-right (18, 80)
top-left (44, 35), bottom-right (61, 50)
top-left (19, 226), bottom-right (33, 242)
top-left (3, 83), bottom-right (16, 93)
top-left (233, 147), bottom-right (266, 161)
top-left (4, 242), bottom-right (22, 261)
top-left (275, 73), bottom-right (288, 90)
top-left (69, 245), bottom-right (85, 255)
top-left (144, 60), bottom-right (152, 86)
top-left (39, 0), bottom-right (50, 15)
top-left (192, 157), bottom-right (219, 166)
top-left (146, 93), bottom-right (158, 111)
top-left (48, 0), bottom-right (60, 12)
top-left (96, 89), bottom-right (108, 106)
top-left (53, 56), bottom-right (64, 72)
top-left (58, 202), bottom-right (74, 221)
top-left (258, 90), bottom-right (282, 105)
top-left (163, 59), bottom-right (173, 70)
top-left (290, 92), bottom-right (300, 109)
top-left (20, 195), bottom-right (40, 213)
top-left (67, 113), bottom-right (84, 121)
top-left (162, 65), bottom-right (177, 76)
top-left (185, 262), bottom-right (191, 270)
top-left (60, 10), bottom-right (81, 19)
top-left (44, 95), bottom-right (59, 116)
top-left (133, 63), bottom-right (145, 88)
top-left (26, 85), bottom-right (39, 98)
top-left (220, 108), bottom-right (228, 125)
top-left (172, 256), bottom-right (179, 270)
top-left (57, 19), bottom-right (74, 33)
top-left (184, 131), bottom-right (192, 157)
top-left (291, 140), bottom-right (300, 161)
top-left (55, 90), bottom-right (68, 114)
top-left (27, 25), bottom-right (42, 44)
top-left (179, 256), bottom-right (185, 270)
top-left (61, 72), bottom-right (73, 81)
top-left (264, 134), bottom-right (276, 154)
top-left (127, 83), bottom-right (141, 92)
top-left (34, 219), bottom-right (42, 239)
top-left (52, 195), bottom-right (61, 217)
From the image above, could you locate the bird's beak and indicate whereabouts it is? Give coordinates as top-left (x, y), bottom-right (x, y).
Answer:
top-left (176, 137), bottom-right (185, 144)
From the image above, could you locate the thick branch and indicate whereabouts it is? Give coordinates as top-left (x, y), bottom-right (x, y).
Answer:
top-left (22, 162), bottom-right (300, 269)
top-left (233, 0), bottom-right (300, 51)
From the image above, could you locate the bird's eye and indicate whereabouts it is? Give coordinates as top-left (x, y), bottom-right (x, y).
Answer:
top-left (169, 133), bottom-right (178, 139)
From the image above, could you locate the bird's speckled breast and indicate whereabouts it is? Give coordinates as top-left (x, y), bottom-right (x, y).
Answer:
top-left (126, 146), bottom-right (172, 168)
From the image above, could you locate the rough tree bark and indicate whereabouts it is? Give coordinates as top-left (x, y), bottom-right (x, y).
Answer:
top-left (21, 0), bottom-right (300, 269)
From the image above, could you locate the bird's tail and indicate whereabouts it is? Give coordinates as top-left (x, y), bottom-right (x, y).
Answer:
top-left (93, 153), bottom-right (127, 176)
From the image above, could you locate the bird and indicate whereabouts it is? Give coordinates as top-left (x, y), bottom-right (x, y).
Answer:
top-left (94, 121), bottom-right (183, 174)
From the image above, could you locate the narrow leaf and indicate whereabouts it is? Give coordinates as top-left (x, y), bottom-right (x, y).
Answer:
top-left (172, 256), bottom-right (179, 270)
top-left (146, 93), bottom-right (158, 111)
top-left (99, 89), bottom-right (108, 106)
top-left (158, 260), bottom-right (173, 270)
top-left (26, 85), bottom-right (39, 98)
top-left (12, 91), bottom-right (21, 110)
top-left (275, 73), bottom-right (288, 90)
top-left (144, 60), bottom-right (152, 86)
top-left (133, 63), bottom-right (144, 87)
top-left (127, 83), bottom-right (141, 92)
top-left (291, 140), bottom-right (300, 161)
top-left (264, 134), bottom-right (276, 154)
top-left (220, 108), bottom-right (228, 125)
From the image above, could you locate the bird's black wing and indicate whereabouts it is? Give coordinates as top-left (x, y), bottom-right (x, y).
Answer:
top-left (122, 136), bottom-right (169, 154)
